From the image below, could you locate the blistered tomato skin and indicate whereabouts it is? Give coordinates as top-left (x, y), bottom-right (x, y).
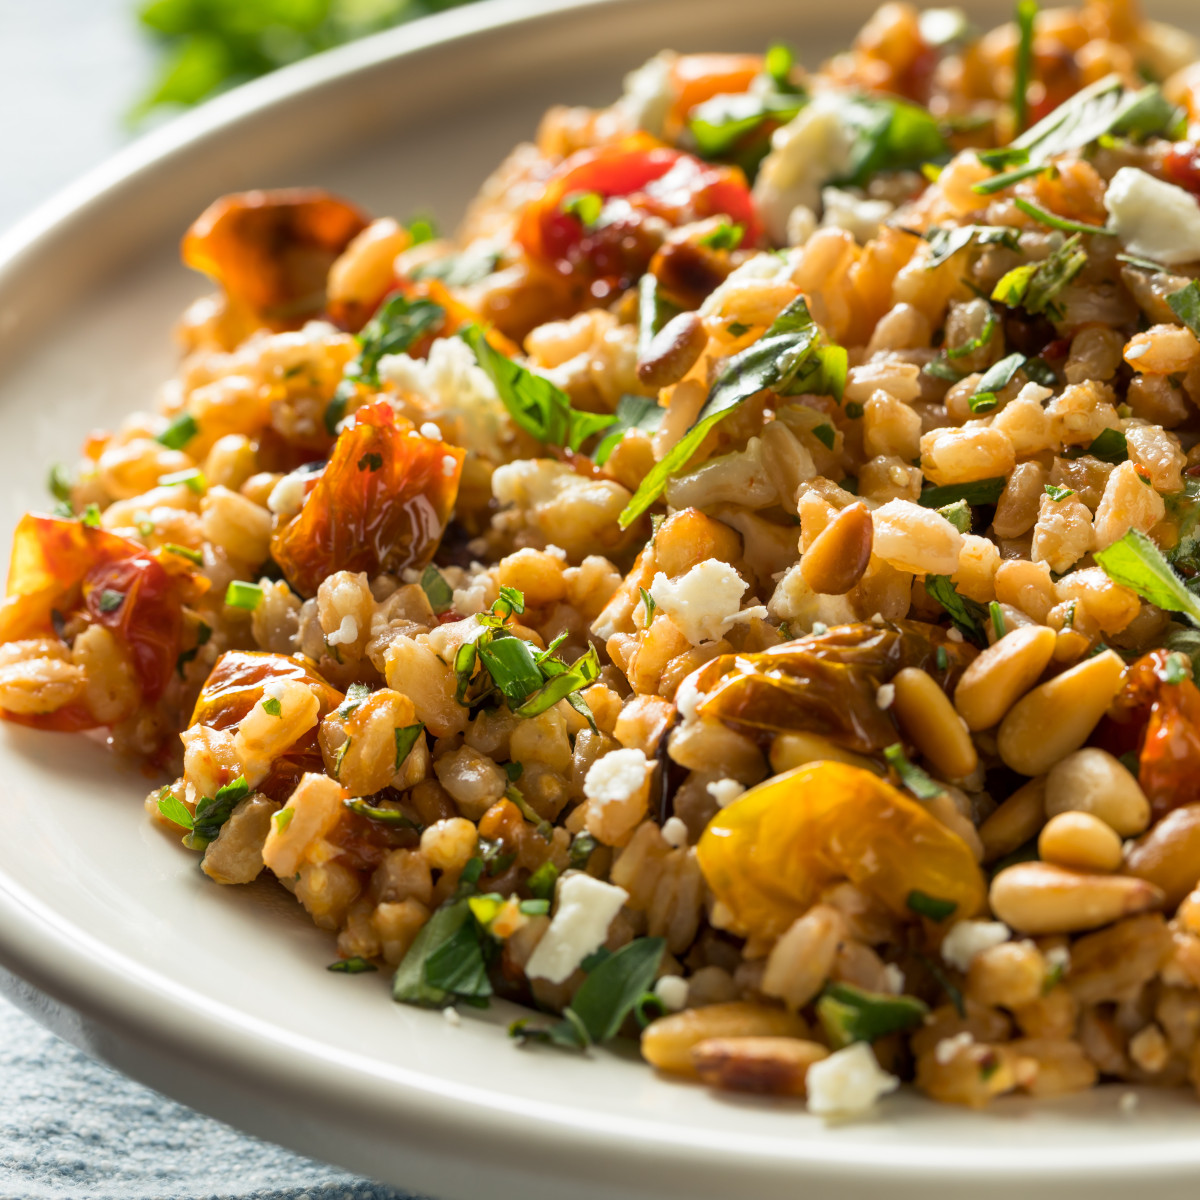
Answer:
top-left (697, 761), bottom-right (986, 942)
top-left (270, 402), bottom-right (465, 599)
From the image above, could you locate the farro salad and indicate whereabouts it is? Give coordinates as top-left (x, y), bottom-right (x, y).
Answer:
top-left (6, 0), bottom-right (1200, 1120)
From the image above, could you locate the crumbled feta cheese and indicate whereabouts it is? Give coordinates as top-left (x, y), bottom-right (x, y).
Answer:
top-left (661, 816), bottom-right (689, 848)
top-left (725, 605), bottom-right (769, 627)
top-left (706, 779), bottom-right (746, 809)
top-left (324, 615), bottom-right (359, 647)
top-left (941, 919), bottom-right (1011, 973)
top-left (267, 471), bottom-right (309, 519)
top-left (1119, 1090), bottom-right (1140, 1115)
top-left (946, 626), bottom-right (964, 643)
top-left (654, 974), bottom-right (689, 1012)
top-left (420, 421), bottom-right (442, 440)
top-left (875, 683), bottom-right (896, 710)
top-left (649, 559), bottom-right (751, 645)
top-left (1045, 945), bottom-right (1071, 976)
top-left (524, 873), bottom-right (629, 984)
top-left (442, 454), bottom-right (458, 477)
top-left (1104, 167), bottom-right (1200, 265)
top-left (786, 203), bottom-right (818, 247)
top-left (805, 1042), bottom-right (900, 1118)
top-left (820, 187), bottom-right (894, 244)
top-left (935, 1031), bottom-right (975, 1065)
top-left (881, 963), bottom-right (906, 995)
top-left (615, 51), bottom-right (676, 137)
top-left (401, 567), bottom-right (421, 584)
top-left (262, 677), bottom-right (289, 703)
top-left (584, 748), bottom-right (653, 807)
top-left (675, 676), bottom-right (703, 724)
top-left (442, 1006), bottom-right (462, 1027)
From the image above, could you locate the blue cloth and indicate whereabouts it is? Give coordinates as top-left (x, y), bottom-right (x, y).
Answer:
top-left (0, 997), bottom-right (414, 1200)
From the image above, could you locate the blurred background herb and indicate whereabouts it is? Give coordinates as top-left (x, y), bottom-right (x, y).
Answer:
top-left (132, 0), bottom-right (482, 120)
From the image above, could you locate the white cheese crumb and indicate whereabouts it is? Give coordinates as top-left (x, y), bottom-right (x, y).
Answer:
top-left (584, 748), bottom-right (653, 806)
top-left (1045, 945), bottom-right (1071, 976)
top-left (262, 677), bottom-right (289, 703)
top-left (649, 559), bottom-right (751, 645)
top-left (615, 51), bottom-right (676, 137)
top-left (881, 963), bottom-right (906, 995)
top-left (324, 614), bottom-right (359, 647)
top-left (661, 816), bottom-right (689, 848)
top-left (706, 778), bottom-right (746, 809)
top-left (675, 677), bottom-right (704, 724)
top-left (654, 974), bottom-right (689, 1012)
top-left (267, 471), bottom-right (309, 519)
top-left (1104, 167), bottom-right (1200, 265)
top-left (1119, 1091), bottom-right (1140, 1115)
top-left (786, 203), bottom-right (818, 247)
top-left (805, 1042), bottom-right (900, 1118)
top-left (935, 1031), bottom-right (975, 1065)
top-left (941, 920), bottom-right (1011, 973)
top-left (725, 604), bottom-right (769, 628)
top-left (401, 568), bottom-right (421, 584)
top-left (820, 186), bottom-right (894, 244)
top-left (420, 421), bottom-right (442, 440)
top-left (442, 1006), bottom-right (462, 1027)
top-left (875, 683), bottom-right (896, 710)
top-left (442, 454), bottom-right (457, 477)
top-left (946, 626), bottom-right (964, 643)
top-left (524, 873), bottom-right (629, 985)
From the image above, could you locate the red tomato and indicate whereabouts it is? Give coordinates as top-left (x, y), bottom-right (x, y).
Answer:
top-left (517, 137), bottom-right (761, 290)
top-left (270, 402), bottom-right (464, 598)
top-left (664, 53), bottom-right (764, 138)
top-left (1165, 143), bottom-right (1200, 196)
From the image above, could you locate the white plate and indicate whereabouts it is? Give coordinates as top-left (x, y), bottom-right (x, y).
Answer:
top-left (2, 2), bottom-right (1200, 1197)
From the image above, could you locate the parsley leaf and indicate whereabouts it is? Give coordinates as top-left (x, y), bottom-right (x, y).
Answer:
top-left (393, 899), bottom-right (489, 1008)
top-left (394, 723), bottom-right (424, 770)
top-left (353, 293), bottom-right (445, 385)
top-left (969, 351), bottom-right (1027, 412)
top-left (923, 225), bottom-right (1021, 270)
top-left (1080, 427), bottom-right (1128, 464)
top-left (513, 645), bottom-right (601, 719)
top-left (186, 775), bottom-right (250, 850)
top-left (918, 477), bottom-right (1007, 508)
top-left (592, 394), bottom-right (664, 467)
top-left (1012, 0), bottom-right (1037, 131)
top-left (1094, 528), bottom-right (1200, 627)
top-left (156, 789), bottom-right (194, 831)
top-left (991, 234), bottom-right (1087, 318)
top-left (410, 242), bottom-right (500, 287)
top-left (1167, 281), bottom-right (1200, 339)
top-left (1044, 483), bottom-right (1075, 501)
top-left (157, 412), bottom-right (198, 450)
top-left (907, 890), bottom-right (958, 921)
top-left (883, 743), bottom-right (944, 800)
top-left (816, 982), bottom-right (928, 1050)
top-left (832, 95), bottom-right (949, 189)
top-left (925, 575), bottom-right (990, 645)
top-left (419, 564), bottom-right (454, 613)
top-left (328, 957), bottom-right (377, 974)
top-left (1012, 196), bottom-right (1115, 237)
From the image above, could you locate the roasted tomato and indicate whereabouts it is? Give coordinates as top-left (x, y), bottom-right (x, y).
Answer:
top-left (1103, 649), bottom-right (1200, 821)
top-left (698, 761), bottom-right (986, 942)
top-left (191, 650), bottom-right (343, 802)
top-left (516, 136), bottom-right (761, 292)
top-left (663, 53), bottom-right (764, 139)
top-left (0, 515), bottom-right (205, 729)
top-left (1165, 142), bottom-right (1200, 196)
top-left (270, 402), bottom-right (464, 598)
top-left (686, 620), bottom-right (975, 754)
top-left (182, 189), bottom-right (369, 327)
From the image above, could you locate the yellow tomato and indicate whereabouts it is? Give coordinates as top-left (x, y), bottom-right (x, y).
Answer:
top-left (697, 761), bottom-right (985, 941)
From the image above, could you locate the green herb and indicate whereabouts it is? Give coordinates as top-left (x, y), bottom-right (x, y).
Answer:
top-left (943, 311), bottom-right (998, 363)
top-left (165, 542), bottom-right (203, 566)
top-left (639, 587), bottom-right (657, 623)
top-left (393, 899), bottom-right (489, 1008)
top-left (48, 463), bottom-right (73, 504)
top-left (637, 273), bottom-right (681, 357)
top-left (923, 225), bottom-right (1020, 270)
top-left (924, 357), bottom-right (966, 382)
top-left (419, 564), bottom-right (454, 613)
top-left (1082, 427), bottom-right (1128, 464)
top-left (81, 504), bottom-right (101, 528)
top-left (504, 761), bottom-right (524, 782)
top-left (561, 190), bottom-right (604, 228)
top-left (519, 898), bottom-right (550, 916)
top-left (358, 451), bottom-right (383, 472)
top-left (324, 383), bottom-right (352, 436)
top-left (351, 293), bottom-right (445, 386)
top-left (186, 775), bottom-right (250, 851)
top-left (513, 645), bottom-right (602, 720)
top-left (394, 723), bottom-right (424, 770)
top-left (1024, 357), bottom-right (1058, 386)
top-left (569, 832), bottom-right (598, 870)
top-left (1012, 196), bottom-right (1114, 237)
top-left (844, 401), bottom-right (865, 419)
top-left (407, 215), bottom-right (437, 245)
top-left (925, 575), bottom-right (989, 646)
top-left (460, 325), bottom-right (615, 452)
top-left (816, 981), bottom-right (929, 1049)
top-left (335, 682), bottom-right (371, 721)
top-left (812, 423), bottom-right (836, 450)
top-left (764, 41), bottom-right (796, 87)
top-left (157, 412), bottom-right (199, 450)
top-left (725, 321), bottom-right (750, 338)
top-left (343, 798), bottom-right (420, 830)
top-left (592, 394), bottom-right (665, 466)
top-left (272, 807), bottom-right (294, 835)
top-left (175, 620), bottom-right (212, 677)
top-left (328, 956), bottom-right (377, 974)
top-left (969, 351), bottom-right (1027, 412)
top-left (907, 890), bottom-right (958, 921)
top-left (688, 88), bottom-right (804, 171)
top-left (936, 645), bottom-right (949, 671)
top-left (1042, 958), bottom-right (1066, 993)
top-left (505, 785), bottom-right (553, 842)
top-left (620, 295), bottom-right (842, 527)
top-left (1117, 253), bottom-right (1171, 273)
top-left (411, 242), bottom-right (500, 288)
top-left (1012, 0), bottom-right (1038, 131)
top-left (1095, 529), bottom-right (1200, 627)
top-left (937, 499), bottom-right (972, 534)
top-left (918, 477), bottom-right (1007, 508)
top-left (511, 937), bottom-right (666, 1049)
top-left (97, 588), bottom-right (125, 613)
top-left (1044, 484), bottom-right (1074, 501)
top-left (697, 221), bottom-right (744, 251)
top-left (1167, 281), bottom-right (1200, 339)
top-left (919, 954), bottom-right (966, 1016)
top-left (262, 696), bottom-right (282, 718)
top-left (1160, 651), bottom-right (1191, 685)
top-left (225, 580), bottom-right (263, 610)
top-left (156, 789), bottom-right (194, 830)
top-left (158, 467), bottom-right (207, 494)
top-left (831, 95), bottom-right (949, 190)
top-left (989, 600), bottom-right (1008, 640)
top-left (477, 636), bottom-right (545, 708)
top-left (884, 743), bottom-right (943, 800)
top-left (992, 234), bottom-right (1087, 319)
top-left (1164, 627), bottom-right (1200, 675)
top-left (527, 860), bottom-right (559, 901)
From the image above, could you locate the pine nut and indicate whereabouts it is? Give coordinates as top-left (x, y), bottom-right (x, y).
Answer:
top-left (1044, 747), bottom-right (1151, 837)
top-left (637, 312), bottom-right (707, 389)
top-left (1038, 811), bottom-right (1123, 873)
top-left (769, 731), bottom-right (879, 774)
top-left (691, 1036), bottom-right (829, 1096)
top-left (996, 650), bottom-right (1126, 776)
top-left (979, 776), bottom-right (1047, 863)
top-left (1125, 803), bottom-right (1200, 908)
top-left (954, 625), bottom-right (1056, 732)
top-left (641, 1002), bottom-right (810, 1076)
top-left (892, 667), bottom-right (977, 780)
top-left (989, 861), bottom-right (1164, 934)
top-left (799, 501), bottom-right (874, 595)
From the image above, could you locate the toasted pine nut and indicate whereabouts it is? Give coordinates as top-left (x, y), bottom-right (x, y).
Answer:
top-left (953, 625), bottom-right (1056, 732)
top-left (1044, 748), bottom-right (1150, 836)
top-left (1125, 803), bottom-right (1200, 908)
top-left (996, 650), bottom-right (1126, 776)
top-left (641, 1002), bottom-right (810, 1076)
top-left (691, 1036), bottom-right (829, 1095)
top-left (1037, 811), bottom-right (1123, 873)
top-left (892, 667), bottom-right (977, 780)
top-left (769, 731), bottom-right (880, 775)
top-left (979, 776), bottom-right (1047, 863)
top-left (989, 861), bottom-right (1164, 934)
top-left (637, 312), bottom-right (707, 389)
top-left (799, 501), bottom-right (874, 595)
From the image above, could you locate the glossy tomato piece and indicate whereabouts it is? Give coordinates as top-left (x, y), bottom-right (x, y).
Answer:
top-left (698, 761), bottom-right (986, 942)
top-left (270, 402), bottom-right (464, 598)
top-left (664, 53), bottom-right (764, 138)
top-left (190, 650), bottom-right (343, 803)
top-left (517, 136), bottom-right (761, 290)
top-left (1165, 142), bottom-right (1200, 196)
top-left (688, 620), bottom-right (975, 754)
top-left (182, 189), bottom-right (369, 327)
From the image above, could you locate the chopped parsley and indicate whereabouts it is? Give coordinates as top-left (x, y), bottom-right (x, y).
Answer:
top-left (561, 190), bottom-right (604, 228)
top-left (1012, 196), bottom-right (1114, 237)
top-left (1044, 484), bottom-right (1074, 501)
top-left (1012, 0), bottom-right (1037, 131)
top-left (394, 724), bottom-right (424, 770)
top-left (184, 775), bottom-right (250, 851)
top-left (158, 467), bottom-right (207, 494)
top-left (97, 588), bottom-right (125, 613)
top-left (419, 564), bottom-right (454, 613)
top-left (989, 600), bottom-right (1008, 640)
top-left (1095, 528), bottom-right (1200, 628)
top-left (697, 220), bottom-right (744, 251)
top-left (261, 696), bottom-right (282, 718)
top-left (1167, 280), bottom-right (1200, 339)
top-left (969, 351), bottom-right (1027, 412)
top-left (883, 743), bottom-right (943, 801)
top-left (924, 575), bottom-right (989, 646)
top-left (591, 394), bottom-right (665, 467)
top-left (918, 477), bottom-right (1007, 508)
top-left (991, 233), bottom-right (1087, 319)
top-left (816, 981), bottom-right (928, 1050)
top-left (923, 225), bottom-right (1020, 270)
top-left (156, 412), bottom-right (199, 450)
top-left (225, 580), bottom-right (263, 611)
top-left (328, 956), bottom-right (377, 974)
